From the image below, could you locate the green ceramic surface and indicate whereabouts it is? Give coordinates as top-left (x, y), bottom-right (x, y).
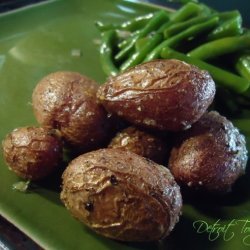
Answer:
top-left (0, 1), bottom-right (249, 249)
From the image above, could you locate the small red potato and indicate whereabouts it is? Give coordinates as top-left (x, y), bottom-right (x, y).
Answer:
top-left (108, 126), bottom-right (168, 164)
top-left (2, 126), bottom-right (62, 180)
top-left (61, 148), bottom-right (182, 241)
top-left (97, 59), bottom-right (215, 131)
top-left (32, 71), bottom-right (114, 153)
top-left (169, 111), bottom-right (248, 193)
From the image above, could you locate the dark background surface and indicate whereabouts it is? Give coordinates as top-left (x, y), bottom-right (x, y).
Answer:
top-left (0, 0), bottom-right (249, 249)
top-left (0, 0), bottom-right (45, 13)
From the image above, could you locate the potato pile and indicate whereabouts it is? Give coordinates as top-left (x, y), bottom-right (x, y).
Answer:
top-left (2, 59), bottom-right (248, 242)
top-left (2, 72), bottom-right (115, 180)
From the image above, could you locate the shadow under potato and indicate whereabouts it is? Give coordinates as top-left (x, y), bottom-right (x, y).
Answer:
top-left (164, 216), bottom-right (220, 250)
top-left (26, 159), bottom-right (69, 207)
top-left (34, 160), bottom-right (68, 193)
top-left (81, 216), bottom-right (219, 250)
top-left (183, 161), bottom-right (249, 201)
top-left (179, 162), bottom-right (250, 221)
top-left (82, 223), bottom-right (172, 250)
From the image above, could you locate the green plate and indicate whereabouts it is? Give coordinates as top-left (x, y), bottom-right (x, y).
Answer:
top-left (0, 0), bottom-right (249, 249)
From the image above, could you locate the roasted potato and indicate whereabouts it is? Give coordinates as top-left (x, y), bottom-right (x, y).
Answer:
top-left (2, 127), bottom-right (62, 180)
top-left (61, 148), bottom-right (182, 241)
top-left (108, 126), bottom-right (169, 164)
top-left (32, 71), bottom-right (114, 153)
top-left (169, 111), bottom-right (248, 193)
top-left (97, 59), bottom-right (215, 131)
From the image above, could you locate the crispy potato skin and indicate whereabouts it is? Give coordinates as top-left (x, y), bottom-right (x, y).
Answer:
top-left (169, 111), bottom-right (248, 193)
top-left (108, 126), bottom-right (168, 164)
top-left (32, 71), bottom-right (113, 153)
top-left (2, 127), bottom-right (62, 180)
top-left (61, 148), bottom-right (182, 241)
top-left (97, 59), bottom-right (215, 131)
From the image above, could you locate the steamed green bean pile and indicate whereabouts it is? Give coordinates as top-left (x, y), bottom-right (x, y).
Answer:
top-left (96, 2), bottom-right (250, 97)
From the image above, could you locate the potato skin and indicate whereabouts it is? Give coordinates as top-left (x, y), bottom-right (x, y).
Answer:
top-left (61, 148), bottom-right (182, 241)
top-left (2, 127), bottom-right (62, 180)
top-left (169, 111), bottom-right (248, 193)
top-left (97, 59), bottom-right (215, 131)
top-left (108, 126), bottom-right (168, 164)
top-left (32, 71), bottom-right (113, 153)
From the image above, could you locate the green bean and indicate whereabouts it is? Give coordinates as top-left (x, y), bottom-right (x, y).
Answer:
top-left (120, 13), bottom-right (153, 31)
top-left (120, 33), bottom-right (163, 71)
top-left (235, 52), bottom-right (250, 81)
top-left (118, 38), bottom-right (129, 49)
top-left (95, 21), bottom-right (118, 32)
top-left (118, 14), bottom-right (172, 49)
top-left (135, 37), bottom-right (150, 51)
top-left (163, 10), bottom-right (242, 40)
top-left (219, 10), bottom-right (242, 21)
top-left (169, 2), bottom-right (203, 22)
top-left (95, 14), bottom-right (153, 32)
top-left (156, 1), bottom-right (206, 34)
top-left (114, 10), bottom-right (169, 61)
top-left (115, 2), bottom-right (205, 62)
top-left (100, 30), bottom-right (119, 76)
top-left (118, 31), bottom-right (139, 49)
top-left (106, 17), bottom-right (147, 49)
top-left (145, 16), bottom-right (219, 61)
top-left (207, 15), bottom-right (243, 41)
top-left (239, 42), bottom-right (250, 98)
top-left (198, 3), bottom-right (215, 16)
top-left (164, 16), bottom-right (210, 38)
top-left (160, 47), bottom-right (250, 93)
top-left (188, 35), bottom-right (250, 60)
top-left (115, 14), bottom-right (154, 49)
top-left (157, 22), bottom-right (174, 33)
